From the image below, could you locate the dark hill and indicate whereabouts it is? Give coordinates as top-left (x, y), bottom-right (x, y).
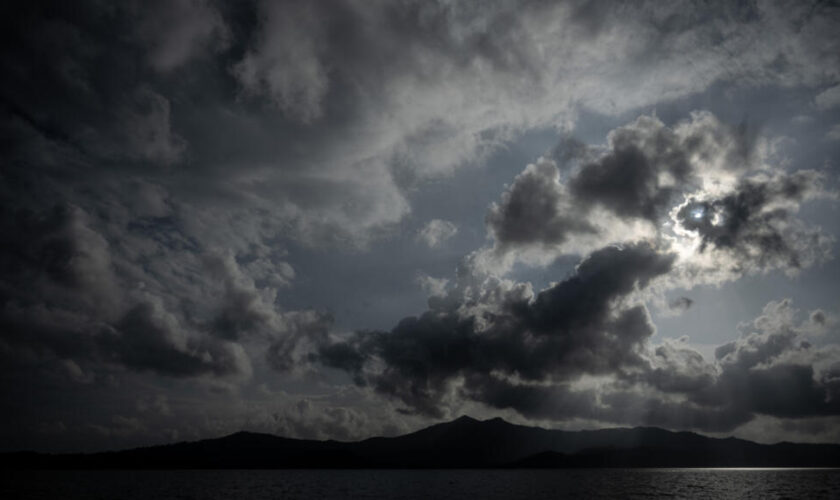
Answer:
top-left (3, 416), bottom-right (839, 469)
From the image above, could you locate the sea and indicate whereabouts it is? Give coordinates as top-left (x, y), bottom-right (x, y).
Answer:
top-left (2, 468), bottom-right (839, 499)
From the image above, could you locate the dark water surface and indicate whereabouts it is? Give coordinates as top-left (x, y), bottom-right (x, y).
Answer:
top-left (2, 468), bottom-right (839, 499)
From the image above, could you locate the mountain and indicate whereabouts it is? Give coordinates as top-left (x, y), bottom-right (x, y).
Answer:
top-left (4, 416), bottom-right (840, 469)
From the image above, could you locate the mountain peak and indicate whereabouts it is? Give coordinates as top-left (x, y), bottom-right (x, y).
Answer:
top-left (225, 430), bottom-right (267, 438)
top-left (452, 415), bottom-right (479, 423)
top-left (216, 430), bottom-right (281, 443)
top-left (451, 415), bottom-right (510, 425)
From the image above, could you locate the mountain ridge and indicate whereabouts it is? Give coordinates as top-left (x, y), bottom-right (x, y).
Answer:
top-left (3, 416), bottom-right (839, 469)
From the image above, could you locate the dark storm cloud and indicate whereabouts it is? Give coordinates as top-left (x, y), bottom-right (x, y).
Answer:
top-left (203, 252), bottom-right (277, 341)
top-left (106, 301), bottom-right (248, 377)
top-left (642, 340), bottom-right (717, 394)
top-left (319, 243), bottom-right (676, 416)
top-left (0, 195), bottom-right (325, 380)
top-left (265, 310), bottom-right (332, 372)
top-left (3, 0), bottom-right (839, 245)
top-left (473, 297), bottom-right (840, 432)
top-left (522, 244), bottom-right (674, 339)
top-left (566, 116), bottom-right (696, 220)
top-left (487, 113), bottom-right (758, 254)
top-left (633, 300), bottom-right (840, 431)
top-left (485, 159), bottom-right (596, 250)
top-left (322, 255), bottom-right (840, 433)
top-left (676, 170), bottom-right (829, 272)
top-left (0, 297), bottom-right (250, 379)
top-left (0, 202), bottom-right (250, 377)
top-left (0, 0), bottom-right (324, 382)
top-left (487, 111), bottom-right (834, 290)
top-left (0, 2), bottom-right (186, 167)
top-left (136, 0), bottom-right (230, 73)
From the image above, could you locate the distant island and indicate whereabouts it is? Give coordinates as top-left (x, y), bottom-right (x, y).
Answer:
top-left (4, 416), bottom-right (840, 469)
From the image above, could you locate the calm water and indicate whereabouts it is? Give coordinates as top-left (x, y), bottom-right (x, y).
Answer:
top-left (2, 469), bottom-right (839, 499)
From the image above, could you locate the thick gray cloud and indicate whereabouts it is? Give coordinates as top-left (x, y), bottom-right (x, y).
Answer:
top-left (486, 159), bottom-right (596, 250)
top-left (485, 113), bottom-right (753, 259)
top-left (323, 276), bottom-right (840, 433)
top-left (107, 300), bottom-right (249, 377)
top-left (473, 124), bottom-right (836, 431)
top-left (473, 116), bottom-right (837, 432)
top-left (136, 0), bottom-right (230, 73)
top-left (488, 113), bottom-right (759, 248)
top-left (634, 300), bottom-right (840, 430)
top-left (5, 0), bottom-right (839, 243)
top-left (676, 170), bottom-right (831, 273)
top-left (0, 3), bottom-right (186, 167)
top-left (319, 243), bottom-right (676, 417)
top-left (486, 112), bottom-right (834, 285)
top-left (567, 116), bottom-right (697, 220)
top-left (0, 202), bottom-right (253, 378)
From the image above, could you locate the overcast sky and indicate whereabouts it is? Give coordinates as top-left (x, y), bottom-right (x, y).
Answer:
top-left (2, 0), bottom-right (840, 452)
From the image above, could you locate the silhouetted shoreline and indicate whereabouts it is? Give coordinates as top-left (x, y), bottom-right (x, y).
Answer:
top-left (4, 416), bottom-right (840, 469)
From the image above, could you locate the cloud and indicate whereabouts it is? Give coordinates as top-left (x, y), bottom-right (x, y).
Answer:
top-left (320, 222), bottom-right (840, 432)
top-left (486, 158), bottom-right (596, 251)
top-left (309, 105), bottom-right (837, 427)
top-left (117, 87), bottom-right (186, 165)
top-left (488, 112), bottom-right (760, 258)
top-left (668, 297), bottom-right (694, 312)
top-left (0, 204), bottom-right (120, 315)
top-left (266, 397), bottom-right (402, 442)
top-left (636, 300), bottom-right (840, 430)
top-left (415, 273), bottom-right (449, 298)
top-left (674, 169), bottom-right (833, 277)
top-left (135, 0), bottom-right (229, 73)
top-left (265, 310), bottom-right (332, 372)
top-left (484, 112), bottom-right (833, 285)
top-left (232, 1), bottom-right (329, 123)
top-left (815, 84), bottom-right (840, 111)
top-left (4, 0), bottom-right (840, 248)
top-left (0, 4), bottom-right (185, 168)
top-left (416, 219), bottom-right (458, 248)
top-left (567, 115), bottom-right (696, 220)
top-left (106, 298), bottom-right (252, 377)
top-left (0, 189), bottom-right (324, 381)
top-left (827, 124), bottom-right (840, 142)
top-left (319, 242), bottom-right (676, 417)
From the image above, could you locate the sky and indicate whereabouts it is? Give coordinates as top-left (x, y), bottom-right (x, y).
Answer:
top-left (1, 0), bottom-right (840, 453)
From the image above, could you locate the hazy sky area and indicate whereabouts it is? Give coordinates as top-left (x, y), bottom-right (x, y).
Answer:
top-left (2, 0), bottom-right (840, 452)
